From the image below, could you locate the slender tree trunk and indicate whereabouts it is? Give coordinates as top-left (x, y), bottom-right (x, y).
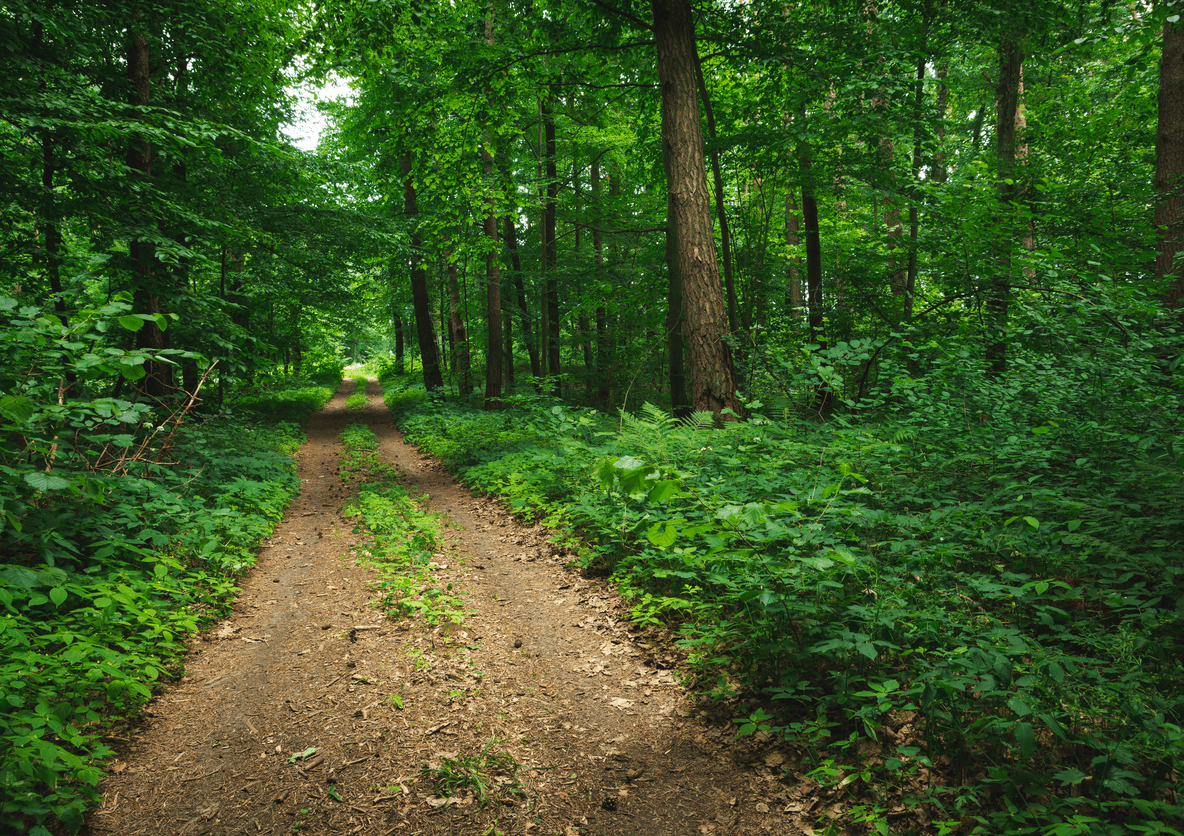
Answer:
top-left (799, 129), bottom-right (832, 414)
top-left (446, 253), bottom-right (472, 396)
top-left (504, 293), bottom-right (514, 385)
top-left (40, 130), bottom-right (66, 321)
top-left (402, 151), bottom-right (443, 390)
top-left (933, 59), bottom-right (950, 184)
top-left (651, 0), bottom-right (739, 418)
top-left (482, 14), bottom-right (502, 408)
top-left (394, 311), bottom-right (405, 374)
top-left (785, 188), bottom-right (803, 316)
top-left (571, 152), bottom-right (594, 393)
top-left (592, 156), bottom-right (611, 406)
top-left (989, 35), bottom-right (1023, 378)
top-left (799, 144), bottom-right (824, 351)
top-left (34, 24), bottom-right (67, 325)
top-left (905, 54), bottom-right (925, 316)
top-left (503, 213), bottom-right (541, 380)
top-left (482, 151), bottom-right (503, 408)
top-left (1017, 67), bottom-right (1036, 279)
top-left (1157, 16), bottom-right (1184, 306)
top-left (543, 88), bottom-right (561, 393)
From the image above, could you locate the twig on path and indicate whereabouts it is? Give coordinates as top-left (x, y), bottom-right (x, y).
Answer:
top-left (181, 766), bottom-right (223, 783)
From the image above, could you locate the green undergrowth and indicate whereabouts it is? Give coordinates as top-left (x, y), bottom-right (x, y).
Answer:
top-left (344, 374), bottom-right (369, 411)
top-left (228, 381), bottom-right (333, 423)
top-left (381, 365), bottom-right (1184, 836)
top-left (1, 383), bottom-right (315, 835)
top-left (339, 422), bottom-right (469, 626)
top-left (421, 736), bottom-right (525, 807)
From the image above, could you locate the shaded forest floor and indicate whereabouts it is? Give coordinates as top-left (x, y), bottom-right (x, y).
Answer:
top-left (83, 380), bottom-right (817, 836)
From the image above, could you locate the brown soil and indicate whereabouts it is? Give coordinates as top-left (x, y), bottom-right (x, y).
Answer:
top-left (84, 380), bottom-right (822, 836)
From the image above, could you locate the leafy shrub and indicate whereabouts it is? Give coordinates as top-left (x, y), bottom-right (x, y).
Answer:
top-left (382, 373), bottom-right (1184, 834)
top-left (0, 298), bottom-right (310, 836)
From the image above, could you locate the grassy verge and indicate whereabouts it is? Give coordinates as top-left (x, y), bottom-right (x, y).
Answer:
top-left (338, 422), bottom-right (469, 626)
top-left (1, 385), bottom-right (329, 836)
top-left (379, 374), bottom-right (1184, 836)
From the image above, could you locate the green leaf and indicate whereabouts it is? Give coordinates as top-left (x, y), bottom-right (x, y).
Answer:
top-left (118, 315), bottom-right (146, 332)
top-left (1023, 516), bottom-right (1039, 529)
top-left (646, 520), bottom-right (678, 548)
top-left (288, 747), bottom-right (317, 763)
top-left (24, 472), bottom-right (71, 491)
top-left (49, 587), bottom-right (68, 607)
top-left (1008, 697), bottom-right (1032, 717)
top-left (856, 642), bottom-right (878, 660)
top-left (1014, 722), bottom-right (1036, 758)
top-left (0, 394), bottom-right (34, 423)
top-left (1055, 767), bottom-right (1087, 786)
top-left (0, 565), bottom-right (39, 588)
top-left (646, 479), bottom-right (681, 503)
top-left (120, 363), bottom-right (147, 381)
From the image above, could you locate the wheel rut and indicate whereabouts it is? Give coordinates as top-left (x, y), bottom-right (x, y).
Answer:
top-left (85, 380), bottom-right (800, 836)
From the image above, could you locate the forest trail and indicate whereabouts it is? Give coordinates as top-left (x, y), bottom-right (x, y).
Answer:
top-left (84, 381), bottom-right (805, 836)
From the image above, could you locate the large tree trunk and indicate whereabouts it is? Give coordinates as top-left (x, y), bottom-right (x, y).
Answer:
top-left (127, 15), bottom-right (173, 399)
top-left (651, 0), bottom-right (739, 418)
top-left (664, 159), bottom-right (690, 417)
top-left (1157, 17), bottom-right (1184, 307)
top-left (693, 53), bottom-right (737, 337)
top-left (402, 151), bottom-right (443, 390)
top-left (989, 35), bottom-right (1023, 378)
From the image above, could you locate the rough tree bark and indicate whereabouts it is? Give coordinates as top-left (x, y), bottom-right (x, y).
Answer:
top-left (651, 0), bottom-right (739, 418)
top-left (664, 144), bottom-right (690, 417)
top-left (1156, 15), bottom-right (1184, 308)
top-left (988, 34), bottom-right (1023, 378)
top-left (126, 14), bottom-right (173, 399)
top-left (693, 53), bottom-right (738, 337)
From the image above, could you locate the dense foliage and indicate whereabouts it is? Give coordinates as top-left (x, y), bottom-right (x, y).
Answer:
top-left (0, 321), bottom-right (326, 836)
top-left (381, 342), bottom-right (1184, 834)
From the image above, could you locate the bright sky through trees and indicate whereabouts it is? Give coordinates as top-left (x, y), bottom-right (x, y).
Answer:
top-left (285, 77), bottom-right (352, 152)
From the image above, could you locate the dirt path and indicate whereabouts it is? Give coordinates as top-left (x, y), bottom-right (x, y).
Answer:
top-left (86, 381), bottom-right (806, 836)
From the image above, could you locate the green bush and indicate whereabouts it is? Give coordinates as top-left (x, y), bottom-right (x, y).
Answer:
top-left (381, 367), bottom-right (1184, 834)
top-left (0, 295), bottom-right (311, 834)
